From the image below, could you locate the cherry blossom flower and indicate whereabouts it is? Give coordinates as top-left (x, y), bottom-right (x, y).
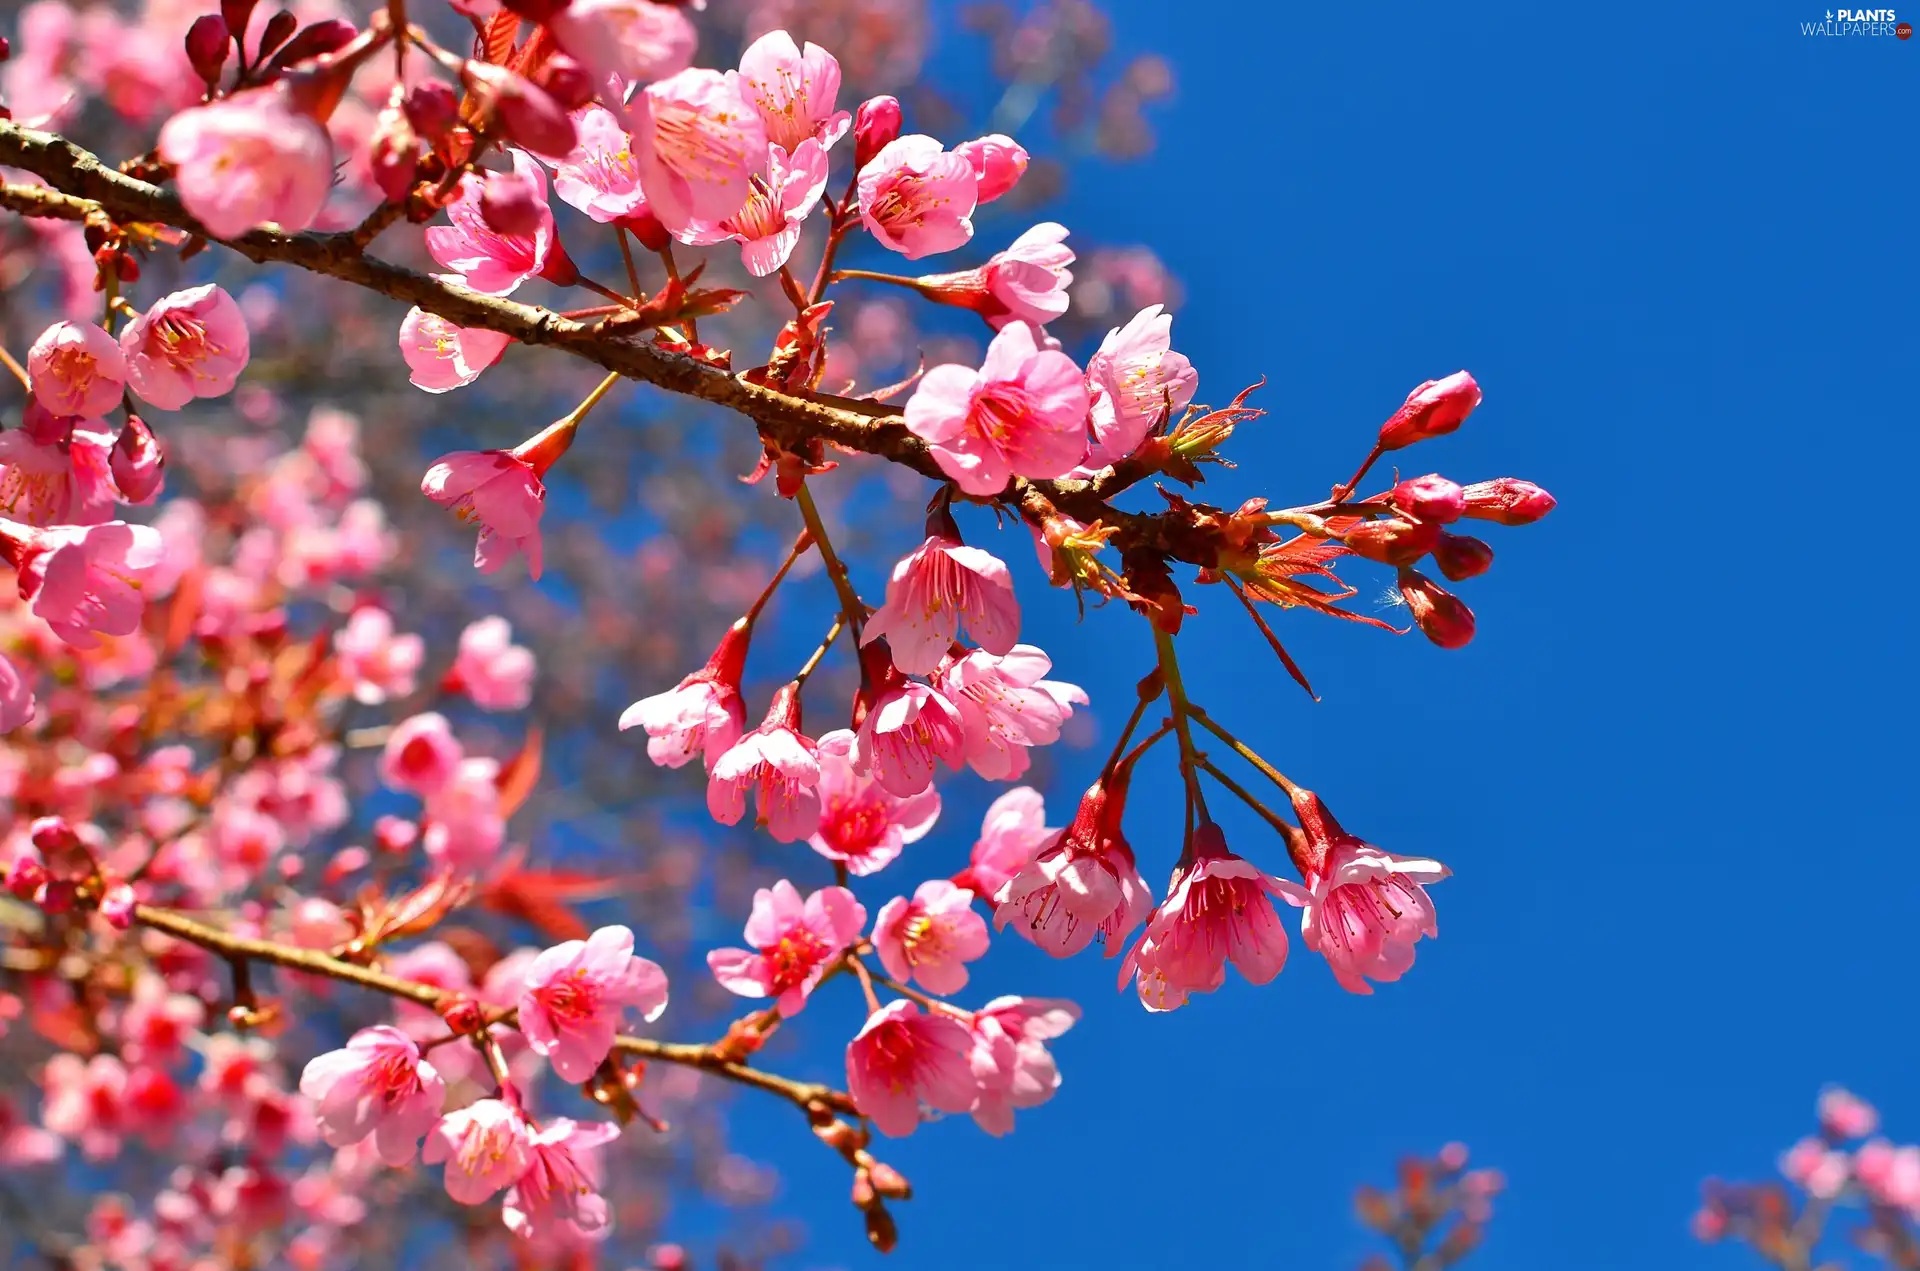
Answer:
top-left (995, 776), bottom-right (1150, 959)
top-left (852, 672), bottom-right (965, 797)
top-left (449, 616), bottom-right (535, 711)
top-left (0, 654), bottom-right (36, 733)
top-left (379, 712), bottom-right (463, 797)
top-left (844, 1000), bottom-right (978, 1137)
top-left (502, 1118), bottom-right (622, 1243)
top-left (519, 925), bottom-right (669, 1081)
top-left (808, 729), bottom-right (940, 875)
top-left (425, 153), bottom-right (561, 296)
top-left (119, 285), bottom-right (250, 411)
top-left (912, 222), bottom-right (1075, 329)
top-left (422, 410), bottom-right (581, 579)
top-left (939, 645), bottom-right (1087, 780)
top-left (1820, 1088), bottom-right (1879, 1140)
top-left (398, 307), bottom-right (511, 393)
top-left (967, 996), bottom-right (1078, 1135)
top-left (547, 0), bottom-right (696, 88)
top-left (1289, 787), bottom-right (1446, 994)
top-left (682, 140), bottom-right (829, 276)
top-left (954, 786), bottom-right (1054, 898)
top-left (0, 404), bottom-right (118, 527)
top-left (857, 134), bottom-right (978, 260)
top-left (156, 88), bottom-right (334, 238)
top-left (736, 30), bottom-right (852, 153)
top-left (423, 1098), bottom-right (532, 1204)
top-left (333, 607), bottom-right (423, 705)
top-left (706, 879), bottom-right (866, 1015)
top-left (707, 683), bottom-right (820, 842)
top-left (860, 525), bottom-right (1020, 675)
top-left (956, 133), bottom-right (1029, 204)
top-left (297, 1026), bottom-right (447, 1166)
top-left (630, 68), bottom-right (769, 237)
top-left (873, 879), bottom-right (989, 994)
top-left (27, 320), bottom-right (126, 418)
top-left (903, 321), bottom-right (1091, 494)
top-left (1118, 824), bottom-right (1310, 1012)
top-left (40, 1053), bottom-right (129, 1160)
top-left (422, 756), bottom-right (507, 874)
top-left (2, 519), bottom-right (163, 649)
top-left (620, 620), bottom-right (749, 769)
top-left (1084, 303), bottom-right (1198, 469)
top-left (548, 106), bottom-right (649, 223)
top-left (110, 414), bottom-right (164, 504)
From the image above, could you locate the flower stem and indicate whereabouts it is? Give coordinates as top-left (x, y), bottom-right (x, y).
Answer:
top-left (794, 479), bottom-right (868, 637)
top-left (1187, 704), bottom-right (1302, 797)
top-left (792, 615), bottom-right (846, 687)
top-left (742, 530), bottom-right (816, 626)
top-left (1151, 627), bottom-right (1212, 846)
top-left (0, 346), bottom-right (28, 389)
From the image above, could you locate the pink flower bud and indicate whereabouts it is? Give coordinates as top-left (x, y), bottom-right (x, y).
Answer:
top-left (185, 15), bottom-right (230, 88)
top-left (480, 170), bottom-right (544, 237)
top-left (99, 880), bottom-right (136, 929)
top-left (956, 133), bottom-right (1029, 204)
top-left (1342, 517), bottom-right (1442, 566)
top-left (1390, 473), bottom-right (1465, 523)
top-left (111, 415), bottom-right (166, 504)
top-left (853, 95), bottom-right (902, 169)
top-left (461, 62), bottom-right (576, 159)
top-left (5, 855), bottom-right (47, 901)
top-left (1397, 568), bottom-right (1475, 649)
top-left (30, 816), bottom-right (80, 855)
top-left (1459, 477), bottom-right (1556, 525)
top-left (1432, 532), bottom-right (1492, 581)
top-left (537, 53), bottom-right (595, 110)
top-left (403, 81), bottom-right (458, 146)
top-left (1377, 371), bottom-right (1481, 451)
top-left (255, 10), bottom-right (298, 62)
top-left (368, 91), bottom-right (419, 203)
top-left (221, 0), bottom-right (259, 49)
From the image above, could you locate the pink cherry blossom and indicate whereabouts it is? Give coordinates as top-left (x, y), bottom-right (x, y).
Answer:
top-left (297, 1026), bottom-right (447, 1166)
top-left (857, 134), bottom-right (978, 260)
top-left (1820, 1088), bottom-right (1879, 1140)
top-left (860, 529), bottom-right (1020, 675)
top-left (548, 106), bottom-right (650, 224)
top-left (852, 674), bottom-right (965, 797)
top-left (620, 621), bottom-right (749, 769)
top-left (27, 320), bottom-right (126, 418)
top-left (4, 519), bottom-right (163, 649)
top-left (422, 1098), bottom-right (532, 1205)
top-left (502, 1117), bottom-right (622, 1243)
top-left (1118, 824), bottom-right (1309, 1012)
top-left (40, 1053), bottom-right (129, 1160)
top-left (422, 756), bottom-right (507, 874)
top-left (954, 786), bottom-right (1054, 898)
top-left (333, 607), bottom-right (423, 705)
top-left (873, 879), bottom-right (989, 994)
top-left (425, 152), bottom-right (560, 296)
top-left (548, 0), bottom-right (696, 88)
top-left (903, 321), bottom-right (1090, 494)
top-left (938, 645), bottom-right (1087, 780)
top-left (808, 729), bottom-right (940, 875)
top-left (449, 616), bottom-right (535, 711)
top-left (0, 653), bottom-right (36, 733)
top-left (156, 88), bottom-right (334, 238)
top-left (0, 1097), bottom-right (60, 1168)
top-left (519, 925), bottom-right (669, 1081)
top-left (1084, 303), bottom-right (1199, 468)
top-left (421, 450), bottom-right (547, 578)
top-left (119, 285), bottom-right (251, 411)
top-left (706, 683), bottom-right (820, 842)
top-left (844, 1000), bottom-right (978, 1138)
top-left (736, 30), bottom-right (852, 153)
top-left (956, 133), bottom-right (1029, 204)
top-left (682, 140), bottom-right (829, 276)
top-left (914, 222), bottom-right (1075, 329)
top-left (630, 68), bottom-right (770, 237)
top-left (967, 995), bottom-right (1078, 1136)
top-left (398, 307), bottom-right (511, 393)
top-left (1290, 788), bottom-right (1445, 994)
top-left (379, 712), bottom-right (463, 797)
top-left (995, 776), bottom-right (1150, 958)
top-left (0, 405), bottom-right (118, 527)
top-left (706, 879), bottom-right (866, 1015)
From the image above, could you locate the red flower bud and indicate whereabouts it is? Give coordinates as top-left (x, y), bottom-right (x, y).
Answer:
top-left (368, 95), bottom-right (420, 203)
top-left (111, 414), bottom-right (166, 504)
top-left (537, 53), bottom-right (595, 110)
top-left (255, 9), bottom-right (299, 62)
top-left (1432, 532), bottom-right (1493, 581)
top-left (867, 1161), bottom-right (912, 1199)
top-left (853, 95), bottom-right (902, 169)
top-left (99, 880), bottom-right (136, 929)
top-left (30, 815), bottom-right (80, 855)
top-left (1390, 473), bottom-right (1464, 523)
top-left (5, 855), bottom-right (47, 901)
top-left (1459, 477), bottom-right (1556, 525)
top-left (220, 0), bottom-right (258, 51)
top-left (403, 80), bottom-right (458, 146)
top-left (462, 62), bottom-right (576, 159)
top-left (480, 169), bottom-right (543, 237)
top-left (1342, 516), bottom-right (1442, 566)
top-left (440, 995), bottom-right (484, 1034)
top-left (503, 0), bottom-right (570, 19)
top-left (185, 14), bottom-right (230, 89)
top-left (1377, 371), bottom-right (1481, 451)
top-left (1397, 568), bottom-right (1476, 649)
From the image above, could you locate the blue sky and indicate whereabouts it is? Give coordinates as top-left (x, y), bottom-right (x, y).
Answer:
top-left (728, 2), bottom-right (1919, 1268)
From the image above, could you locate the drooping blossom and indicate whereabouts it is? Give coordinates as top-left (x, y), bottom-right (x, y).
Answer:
top-left (954, 786), bottom-right (1054, 898)
top-left (422, 1098), bottom-right (533, 1204)
top-left (1, 519), bottom-right (163, 648)
top-left (861, 521), bottom-right (1020, 675)
top-left (995, 775), bottom-right (1150, 958)
top-left (421, 413), bottom-right (578, 579)
top-left (857, 134), bottom-right (978, 260)
top-left (1819, 1088), bottom-right (1879, 1140)
top-left (449, 616), bottom-right (535, 711)
top-left (119, 285), bottom-right (250, 410)
top-left (873, 880), bottom-right (990, 994)
top-left (1118, 823), bottom-right (1310, 1012)
top-left (519, 925), bottom-right (669, 1081)
top-left (27, 321), bottom-right (125, 418)
top-left (547, 0), bottom-right (696, 88)
top-left (379, 712), bottom-right (463, 797)
top-left (630, 68), bottom-right (769, 237)
top-left (844, 1000), bottom-right (978, 1138)
top-left (333, 607), bottom-right (423, 705)
top-left (851, 669), bottom-right (965, 797)
top-left (422, 756), bottom-right (507, 874)
top-left (502, 1118), bottom-right (622, 1243)
top-left (398, 307), bottom-right (512, 393)
top-left (911, 222), bottom-right (1075, 329)
top-left (110, 414), bottom-right (164, 504)
top-left (706, 879), bottom-right (866, 1015)
top-left (682, 140), bottom-right (830, 276)
top-left (548, 106), bottom-right (649, 223)
top-left (903, 321), bottom-right (1091, 494)
top-left (297, 1026), bottom-right (446, 1166)
top-left (0, 403), bottom-right (117, 527)
top-left (809, 729), bottom-right (940, 875)
top-left (1083, 303), bottom-right (1198, 468)
top-left (620, 620), bottom-right (748, 769)
top-left (939, 645), bottom-right (1087, 780)
top-left (706, 683), bottom-right (820, 842)
top-left (736, 30), bottom-right (852, 153)
top-left (425, 152), bottom-right (561, 296)
top-left (955, 133), bottom-right (1029, 204)
top-left (967, 996), bottom-right (1078, 1136)
top-left (156, 88), bottom-right (334, 238)
top-left (1289, 787), bottom-right (1446, 994)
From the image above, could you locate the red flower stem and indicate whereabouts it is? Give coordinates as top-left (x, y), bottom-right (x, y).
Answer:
top-left (1099, 669), bottom-right (1167, 777)
top-left (1151, 627), bottom-right (1211, 844)
top-left (742, 530), bottom-right (817, 626)
top-left (615, 225), bottom-right (646, 303)
top-left (791, 614), bottom-right (846, 688)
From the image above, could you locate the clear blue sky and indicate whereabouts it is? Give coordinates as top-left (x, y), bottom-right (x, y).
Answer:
top-left (729, 3), bottom-right (1917, 1267)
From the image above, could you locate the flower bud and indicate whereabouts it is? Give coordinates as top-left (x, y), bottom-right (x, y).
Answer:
top-left (1397, 568), bottom-right (1475, 649)
top-left (111, 414), bottom-right (166, 504)
top-left (1377, 371), bottom-right (1481, 451)
top-left (30, 815), bottom-right (80, 855)
top-left (1342, 516), bottom-right (1442, 566)
top-left (220, 0), bottom-right (258, 49)
top-left (185, 14), bottom-right (230, 89)
top-left (255, 9), bottom-right (299, 62)
top-left (479, 169), bottom-right (544, 237)
top-left (403, 80), bottom-right (458, 146)
top-left (5, 855), bottom-right (47, 901)
top-left (864, 1204), bottom-right (898, 1254)
top-left (440, 995), bottom-right (484, 1034)
top-left (956, 133), bottom-right (1029, 204)
top-left (850, 1167), bottom-right (876, 1209)
top-left (1390, 473), bottom-right (1464, 523)
top-left (368, 96), bottom-right (420, 202)
top-left (99, 880), bottom-right (136, 929)
top-left (38, 877), bottom-right (77, 914)
top-left (867, 1161), bottom-right (912, 1199)
top-left (1432, 532), bottom-right (1492, 581)
top-left (1459, 477), bottom-right (1556, 525)
top-left (537, 53), bottom-right (595, 110)
top-left (853, 95), bottom-right (902, 169)
top-left (462, 62), bottom-right (577, 159)
top-left (503, 0), bottom-right (569, 20)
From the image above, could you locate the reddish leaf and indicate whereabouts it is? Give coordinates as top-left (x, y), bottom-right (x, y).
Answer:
top-left (494, 725), bottom-right (543, 819)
